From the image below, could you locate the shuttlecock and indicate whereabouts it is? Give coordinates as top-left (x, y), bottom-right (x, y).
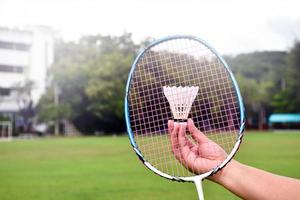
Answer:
top-left (163, 86), bottom-right (199, 120)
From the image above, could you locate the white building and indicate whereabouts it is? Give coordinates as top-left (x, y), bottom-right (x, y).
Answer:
top-left (0, 26), bottom-right (54, 118)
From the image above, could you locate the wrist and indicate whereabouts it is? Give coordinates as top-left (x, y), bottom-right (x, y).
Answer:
top-left (209, 159), bottom-right (239, 185)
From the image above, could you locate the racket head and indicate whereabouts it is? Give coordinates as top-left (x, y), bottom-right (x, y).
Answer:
top-left (125, 35), bottom-right (245, 181)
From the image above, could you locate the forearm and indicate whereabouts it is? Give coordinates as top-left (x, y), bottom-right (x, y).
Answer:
top-left (210, 160), bottom-right (300, 200)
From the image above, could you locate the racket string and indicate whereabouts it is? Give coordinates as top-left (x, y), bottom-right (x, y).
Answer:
top-left (129, 38), bottom-right (241, 177)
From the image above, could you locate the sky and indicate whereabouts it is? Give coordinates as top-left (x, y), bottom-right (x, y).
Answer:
top-left (0, 0), bottom-right (300, 54)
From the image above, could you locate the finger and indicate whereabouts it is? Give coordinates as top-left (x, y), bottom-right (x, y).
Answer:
top-left (176, 122), bottom-right (194, 148)
top-left (178, 123), bottom-right (188, 148)
top-left (170, 122), bottom-right (179, 148)
top-left (177, 123), bottom-right (199, 172)
top-left (168, 120), bottom-right (174, 133)
top-left (188, 119), bottom-right (209, 144)
top-left (177, 123), bottom-right (193, 159)
top-left (170, 122), bottom-right (181, 161)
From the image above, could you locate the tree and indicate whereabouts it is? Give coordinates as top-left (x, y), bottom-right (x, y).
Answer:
top-left (37, 39), bottom-right (91, 134)
top-left (37, 86), bottom-right (71, 135)
top-left (37, 33), bottom-right (140, 133)
top-left (84, 33), bottom-right (138, 131)
top-left (271, 42), bottom-right (300, 113)
top-left (226, 51), bottom-right (286, 129)
top-left (14, 80), bottom-right (35, 132)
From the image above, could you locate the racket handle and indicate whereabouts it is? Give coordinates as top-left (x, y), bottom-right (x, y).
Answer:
top-left (194, 177), bottom-right (205, 200)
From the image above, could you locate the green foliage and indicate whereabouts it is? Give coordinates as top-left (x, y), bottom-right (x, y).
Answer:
top-left (84, 34), bottom-right (137, 120)
top-left (85, 52), bottom-right (134, 120)
top-left (271, 42), bottom-right (300, 113)
top-left (37, 33), bottom-right (141, 132)
top-left (0, 115), bottom-right (10, 121)
top-left (37, 88), bottom-right (72, 122)
top-left (226, 50), bottom-right (294, 128)
top-left (226, 51), bottom-right (287, 106)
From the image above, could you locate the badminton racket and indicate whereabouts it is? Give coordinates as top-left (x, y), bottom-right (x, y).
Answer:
top-left (125, 35), bottom-right (245, 200)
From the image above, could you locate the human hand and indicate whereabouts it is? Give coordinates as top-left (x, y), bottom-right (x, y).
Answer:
top-left (168, 119), bottom-right (228, 175)
top-left (169, 120), bottom-right (300, 200)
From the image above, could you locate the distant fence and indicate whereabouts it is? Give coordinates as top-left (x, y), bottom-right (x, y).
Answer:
top-left (0, 121), bottom-right (12, 141)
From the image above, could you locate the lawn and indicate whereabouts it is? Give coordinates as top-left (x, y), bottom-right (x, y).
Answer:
top-left (0, 131), bottom-right (299, 200)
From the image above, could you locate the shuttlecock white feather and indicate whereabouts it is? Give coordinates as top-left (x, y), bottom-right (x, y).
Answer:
top-left (163, 86), bottom-right (199, 120)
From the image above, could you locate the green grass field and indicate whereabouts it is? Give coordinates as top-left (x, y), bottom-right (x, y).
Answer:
top-left (0, 131), bottom-right (300, 200)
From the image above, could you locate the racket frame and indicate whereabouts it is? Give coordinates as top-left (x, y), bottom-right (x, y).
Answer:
top-left (125, 35), bottom-right (245, 199)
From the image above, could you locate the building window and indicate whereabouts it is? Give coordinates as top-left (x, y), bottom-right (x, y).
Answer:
top-left (0, 41), bottom-right (30, 51)
top-left (0, 64), bottom-right (24, 73)
top-left (0, 88), bottom-right (11, 96)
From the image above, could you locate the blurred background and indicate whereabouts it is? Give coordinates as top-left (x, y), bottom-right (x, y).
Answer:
top-left (0, 0), bottom-right (299, 200)
top-left (0, 0), bottom-right (299, 136)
